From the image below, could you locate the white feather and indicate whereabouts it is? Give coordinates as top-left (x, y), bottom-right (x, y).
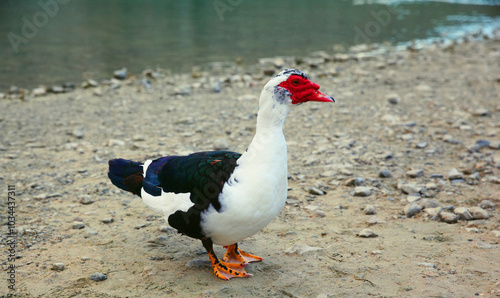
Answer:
top-left (141, 159), bottom-right (193, 221)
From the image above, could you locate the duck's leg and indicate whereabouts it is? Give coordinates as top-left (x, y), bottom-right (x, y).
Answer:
top-left (223, 243), bottom-right (263, 265)
top-left (201, 238), bottom-right (251, 280)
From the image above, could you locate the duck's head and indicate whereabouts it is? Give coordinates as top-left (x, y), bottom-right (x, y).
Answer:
top-left (263, 69), bottom-right (334, 106)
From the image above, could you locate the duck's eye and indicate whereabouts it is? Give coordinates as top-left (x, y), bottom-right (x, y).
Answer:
top-left (291, 79), bottom-right (300, 86)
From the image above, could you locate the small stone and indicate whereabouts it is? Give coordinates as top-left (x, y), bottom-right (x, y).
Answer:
top-left (89, 272), bottom-right (107, 282)
top-left (439, 211), bottom-right (459, 223)
top-left (354, 177), bottom-right (365, 186)
top-left (50, 85), bottom-right (64, 93)
top-left (400, 183), bottom-right (422, 194)
top-left (357, 229), bottom-right (378, 238)
top-left (418, 262), bottom-right (437, 269)
top-left (33, 87), bottom-right (47, 97)
top-left (404, 202), bottom-right (423, 217)
top-left (454, 207), bottom-right (473, 220)
top-left (468, 206), bottom-right (489, 219)
top-left (363, 204), bottom-right (376, 215)
top-left (113, 67), bottom-right (127, 80)
top-left (85, 228), bottom-right (98, 235)
top-left (79, 195), bottom-right (94, 205)
top-left (314, 210), bottom-right (326, 218)
top-left (51, 263), bottom-right (65, 271)
top-left (101, 218), bottom-right (114, 224)
top-left (419, 198), bottom-right (440, 209)
top-left (416, 142), bottom-right (428, 149)
top-left (386, 93), bottom-right (400, 104)
top-left (284, 244), bottom-right (324, 255)
top-left (72, 128), bottom-right (84, 139)
top-left (107, 139), bottom-right (125, 147)
top-left (82, 79), bottom-right (99, 88)
top-left (353, 187), bottom-right (371, 197)
top-left (472, 108), bottom-right (491, 117)
top-left (406, 169), bottom-right (424, 178)
top-left (308, 187), bottom-right (325, 196)
top-left (415, 84), bottom-right (432, 92)
top-left (379, 169), bottom-right (392, 178)
top-left (213, 139), bottom-right (229, 150)
top-left (72, 221), bottom-right (85, 229)
top-left (448, 168), bottom-right (464, 180)
top-left (476, 241), bottom-right (492, 249)
top-left (424, 207), bottom-right (442, 219)
top-left (478, 200), bottom-right (495, 210)
top-left (8, 86), bottom-right (19, 94)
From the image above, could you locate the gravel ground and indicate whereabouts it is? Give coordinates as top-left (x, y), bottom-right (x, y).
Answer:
top-left (1, 37), bottom-right (499, 297)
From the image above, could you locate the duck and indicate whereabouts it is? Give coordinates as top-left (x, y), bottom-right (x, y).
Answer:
top-left (108, 68), bottom-right (334, 280)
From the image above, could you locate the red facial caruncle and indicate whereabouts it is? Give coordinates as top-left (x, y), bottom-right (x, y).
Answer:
top-left (278, 75), bottom-right (334, 104)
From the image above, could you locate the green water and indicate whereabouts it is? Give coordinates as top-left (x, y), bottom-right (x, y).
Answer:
top-left (0, 0), bottom-right (499, 89)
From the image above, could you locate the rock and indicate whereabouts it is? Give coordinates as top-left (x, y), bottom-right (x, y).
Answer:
top-left (33, 87), bottom-right (47, 97)
top-left (478, 200), bottom-right (495, 210)
top-left (404, 202), bottom-right (423, 217)
top-left (419, 198), bottom-right (440, 209)
top-left (386, 93), bottom-right (400, 104)
top-left (472, 108), bottom-right (490, 117)
top-left (439, 211), bottom-right (459, 223)
top-left (357, 229), bottom-right (378, 238)
top-left (468, 139), bottom-right (491, 152)
top-left (406, 169), bottom-right (424, 178)
top-left (49, 85), bottom-right (64, 93)
top-left (107, 139), bottom-right (125, 147)
top-left (51, 263), bottom-right (65, 271)
top-left (90, 272), bottom-right (107, 282)
top-left (213, 139), bottom-right (229, 150)
top-left (468, 206), bottom-right (489, 219)
top-left (454, 207), bottom-right (473, 220)
top-left (308, 187), bottom-right (325, 196)
top-left (416, 142), bottom-right (428, 149)
top-left (476, 241), bottom-right (492, 249)
top-left (418, 262), bottom-right (437, 269)
top-left (79, 195), bottom-right (94, 205)
top-left (284, 244), bottom-right (324, 255)
top-left (353, 187), bottom-right (371, 197)
top-left (379, 169), bottom-right (392, 178)
top-left (8, 86), bottom-right (19, 94)
top-left (400, 183), bottom-right (422, 195)
top-left (72, 221), bottom-right (85, 229)
top-left (82, 79), bottom-right (99, 88)
top-left (448, 168), bottom-right (464, 180)
top-left (113, 68), bottom-right (127, 80)
top-left (85, 228), bottom-right (98, 235)
top-left (101, 217), bottom-right (114, 224)
top-left (363, 204), bottom-right (376, 215)
top-left (415, 84), bottom-right (432, 92)
top-left (354, 177), bottom-right (365, 186)
top-left (72, 128), bottom-right (84, 139)
top-left (424, 207), bottom-right (441, 219)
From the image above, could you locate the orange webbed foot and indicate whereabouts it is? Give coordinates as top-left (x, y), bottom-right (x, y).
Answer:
top-left (202, 239), bottom-right (253, 280)
top-left (223, 243), bottom-right (263, 265)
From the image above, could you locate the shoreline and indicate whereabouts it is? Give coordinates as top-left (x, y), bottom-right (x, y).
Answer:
top-left (2, 26), bottom-right (499, 100)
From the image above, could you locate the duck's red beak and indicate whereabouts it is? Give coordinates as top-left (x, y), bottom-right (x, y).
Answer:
top-left (297, 83), bottom-right (335, 104)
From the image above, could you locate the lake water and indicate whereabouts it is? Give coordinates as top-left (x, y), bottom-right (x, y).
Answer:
top-left (0, 0), bottom-right (499, 89)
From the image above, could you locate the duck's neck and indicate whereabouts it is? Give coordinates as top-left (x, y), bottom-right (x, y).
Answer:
top-left (244, 92), bottom-right (290, 162)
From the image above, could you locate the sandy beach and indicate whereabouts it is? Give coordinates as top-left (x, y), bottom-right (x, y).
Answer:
top-left (1, 36), bottom-right (499, 297)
